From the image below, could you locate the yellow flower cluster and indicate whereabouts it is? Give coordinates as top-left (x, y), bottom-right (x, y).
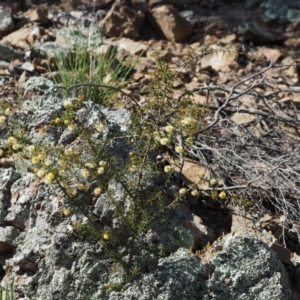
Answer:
top-left (44, 172), bottom-right (55, 184)
top-left (0, 116), bottom-right (6, 124)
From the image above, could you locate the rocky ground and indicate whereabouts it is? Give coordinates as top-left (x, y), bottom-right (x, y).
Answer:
top-left (0, 0), bottom-right (300, 299)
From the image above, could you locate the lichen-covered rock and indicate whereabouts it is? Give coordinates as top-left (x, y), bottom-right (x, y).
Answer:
top-left (0, 89), bottom-right (198, 299)
top-left (24, 76), bottom-right (54, 94)
top-left (247, 0), bottom-right (300, 22)
top-left (108, 248), bottom-right (203, 300)
top-left (0, 168), bottom-right (21, 225)
top-left (0, 82), bottom-right (293, 300)
top-left (0, 226), bottom-right (20, 254)
top-left (204, 236), bottom-right (292, 300)
top-left (0, 5), bottom-right (14, 36)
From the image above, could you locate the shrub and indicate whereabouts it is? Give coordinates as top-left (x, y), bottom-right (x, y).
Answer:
top-left (0, 35), bottom-right (206, 287)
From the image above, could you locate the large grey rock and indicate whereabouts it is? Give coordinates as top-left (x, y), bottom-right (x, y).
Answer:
top-left (0, 86), bottom-right (293, 300)
top-left (0, 90), bottom-right (196, 299)
top-left (108, 248), bottom-right (203, 300)
top-left (204, 236), bottom-right (292, 300)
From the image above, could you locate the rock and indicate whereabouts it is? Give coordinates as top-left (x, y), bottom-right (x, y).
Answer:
top-left (26, 8), bottom-right (48, 25)
top-left (259, 0), bottom-right (300, 22)
top-left (221, 33), bottom-right (237, 44)
top-left (99, 0), bottom-right (146, 39)
top-left (147, 0), bottom-right (198, 9)
top-left (148, 5), bottom-right (193, 42)
top-left (21, 62), bottom-right (35, 72)
top-left (287, 223), bottom-right (300, 242)
top-left (108, 248), bottom-right (203, 300)
top-left (1, 27), bottom-right (38, 49)
top-left (257, 46), bottom-right (282, 63)
top-left (0, 5), bottom-right (14, 35)
top-left (203, 35), bottom-right (218, 46)
top-left (5, 174), bottom-right (40, 231)
top-left (0, 226), bottom-right (20, 254)
top-left (114, 38), bottom-right (148, 55)
top-left (183, 214), bottom-right (216, 250)
top-left (205, 236), bottom-right (292, 300)
top-left (173, 159), bottom-right (210, 189)
top-left (229, 95), bottom-right (265, 138)
top-left (0, 168), bottom-right (21, 225)
top-left (24, 76), bottom-right (54, 94)
top-left (269, 242), bottom-right (292, 264)
top-left (238, 22), bottom-right (283, 44)
top-left (200, 45), bottom-right (238, 72)
top-left (0, 43), bottom-right (23, 62)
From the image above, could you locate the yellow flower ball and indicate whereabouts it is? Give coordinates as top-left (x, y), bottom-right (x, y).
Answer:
top-left (218, 191), bottom-right (226, 200)
top-left (165, 125), bottom-right (174, 133)
top-left (58, 169), bottom-right (65, 176)
top-left (27, 145), bottom-right (35, 153)
top-left (180, 117), bottom-right (195, 126)
top-left (103, 233), bottom-right (109, 240)
top-left (97, 167), bottom-right (105, 175)
top-left (54, 117), bottom-right (60, 124)
top-left (63, 100), bottom-right (72, 109)
top-left (0, 116), bottom-right (6, 124)
top-left (81, 169), bottom-right (90, 179)
top-left (36, 169), bottom-right (46, 178)
top-left (175, 146), bottom-right (184, 154)
top-left (164, 165), bottom-right (173, 173)
top-left (191, 189), bottom-right (199, 197)
top-left (68, 124), bottom-right (76, 132)
top-left (7, 136), bottom-right (17, 144)
top-left (159, 138), bottom-right (169, 146)
top-left (44, 172), bottom-right (55, 184)
top-left (95, 123), bottom-right (104, 131)
top-left (99, 161), bottom-right (107, 167)
top-left (77, 183), bottom-right (87, 191)
top-left (31, 156), bottom-right (40, 164)
top-left (179, 188), bottom-right (187, 195)
top-left (44, 159), bottom-right (53, 166)
top-left (129, 165), bottom-right (137, 172)
top-left (0, 149), bottom-right (3, 156)
top-left (66, 188), bottom-right (77, 196)
top-left (85, 162), bottom-right (96, 168)
top-left (64, 148), bottom-right (73, 156)
top-left (94, 187), bottom-right (102, 195)
top-left (210, 178), bottom-right (218, 186)
top-left (12, 143), bottom-right (21, 150)
top-left (129, 151), bottom-right (135, 157)
top-left (4, 108), bottom-right (11, 115)
top-left (63, 208), bottom-right (71, 216)
top-left (64, 119), bottom-right (70, 125)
